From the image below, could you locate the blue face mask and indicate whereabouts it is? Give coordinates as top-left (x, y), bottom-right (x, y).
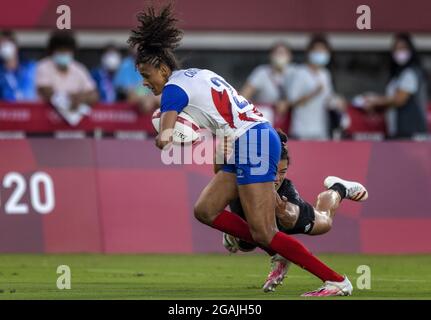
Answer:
top-left (53, 52), bottom-right (73, 67)
top-left (309, 51), bottom-right (330, 66)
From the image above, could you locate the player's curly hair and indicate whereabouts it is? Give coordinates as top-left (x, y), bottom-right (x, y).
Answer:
top-left (127, 3), bottom-right (182, 70)
top-left (276, 129), bottom-right (290, 164)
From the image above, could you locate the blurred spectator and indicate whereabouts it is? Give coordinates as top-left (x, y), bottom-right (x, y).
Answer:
top-left (363, 33), bottom-right (428, 138)
top-left (240, 42), bottom-right (296, 123)
top-left (288, 34), bottom-right (346, 140)
top-left (91, 44), bottom-right (121, 103)
top-left (0, 30), bottom-right (37, 102)
top-left (114, 47), bottom-right (156, 113)
top-left (36, 31), bottom-right (98, 111)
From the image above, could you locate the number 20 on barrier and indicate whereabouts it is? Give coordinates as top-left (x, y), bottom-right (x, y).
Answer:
top-left (1, 172), bottom-right (55, 214)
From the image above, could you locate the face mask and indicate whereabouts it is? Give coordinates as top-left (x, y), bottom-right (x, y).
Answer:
top-left (309, 51), bottom-right (330, 66)
top-left (0, 41), bottom-right (17, 61)
top-left (53, 52), bottom-right (73, 67)
top-left (393, 49), bottom-right (411, 65)
top-left (271, 54), bottom-right (290, 69)
top-left (102, 51), bottom-right (121, 71)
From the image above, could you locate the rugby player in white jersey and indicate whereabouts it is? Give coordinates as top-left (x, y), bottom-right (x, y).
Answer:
top-left (128, 4), bottom-right (362, 296)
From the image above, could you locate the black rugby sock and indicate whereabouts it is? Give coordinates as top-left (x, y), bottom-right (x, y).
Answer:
top-left (329, 183), bottom-right (347, 200)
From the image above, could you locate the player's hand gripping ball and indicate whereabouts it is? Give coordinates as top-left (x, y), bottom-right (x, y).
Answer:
top-left (152, 108), bottom-right (200, 145)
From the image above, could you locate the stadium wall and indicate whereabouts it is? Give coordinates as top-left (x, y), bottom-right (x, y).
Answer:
top-left (0, 139), bottom-right (429, 254)
top-left (2, 0), bottom-right (431, 32)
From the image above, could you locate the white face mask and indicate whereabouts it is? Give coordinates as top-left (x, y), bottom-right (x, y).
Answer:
top-left (309, 51), bottom-right (330, 66)
top-left (271, 54), bottom-right (290, 69)
top-left (102, 51), bottom-right (121, 71)
top-left (0, 41), bottom-right (17, 61)
top-left (393, 49), bottom-right (411, 65)
top-left (53, 52), bottom-right (73, 67)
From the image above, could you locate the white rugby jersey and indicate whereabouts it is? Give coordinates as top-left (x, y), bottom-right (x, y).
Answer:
top-left (160, 68), bottom-right (268, 139)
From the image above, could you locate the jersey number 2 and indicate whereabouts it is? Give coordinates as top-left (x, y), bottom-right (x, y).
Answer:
top-left (211, 77), bottom-right (253, 128)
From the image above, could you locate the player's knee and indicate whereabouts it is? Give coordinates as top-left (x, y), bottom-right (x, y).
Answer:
top-left (319, 190), bottom-right (340, 204)
top-left (318, 191), bottom-right (332, 203)
top-left (249, 228), bottom-right (275, 247)
top-left (193, 201), bottom-right (213, 225)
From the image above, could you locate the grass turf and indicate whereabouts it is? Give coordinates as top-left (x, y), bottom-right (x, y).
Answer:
top-left (0, 253), bottom-right (429, 299)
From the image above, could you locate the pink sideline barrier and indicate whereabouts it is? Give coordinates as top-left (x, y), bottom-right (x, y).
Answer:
top-left (0, 139), bottom-right (429, 254)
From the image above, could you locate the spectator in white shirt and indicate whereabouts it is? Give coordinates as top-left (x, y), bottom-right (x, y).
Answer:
top-left (240, 42), bottom-right (296, 123)
top-left (288, 35), bottom-right (345, 140)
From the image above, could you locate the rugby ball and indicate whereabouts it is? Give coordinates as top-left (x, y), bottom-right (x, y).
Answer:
top-left (152, 108), bottom-right (200, 144)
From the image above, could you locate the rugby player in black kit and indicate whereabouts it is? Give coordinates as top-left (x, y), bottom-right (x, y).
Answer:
top-left (216, 130), bottom-right (368, 293)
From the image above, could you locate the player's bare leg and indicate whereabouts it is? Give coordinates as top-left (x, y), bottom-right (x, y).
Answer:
top-left (237, 182), bottom-right (279, 247)
top-left (263, 191), bottom-right (340, 291)
top-left (310, 175), bottom-right (369, 235)
top-left (309, 190), bottom-right (341, 235)
top-left (196, 177), bottom-right (294, 292)
top-left (195, 172), bottom-right (281, 259)
top-left (195, 171), bottom-right (277, 256)
top-left (237, 182), bottom-right (351, 296)
top-left (316, 189), bottom-right (341, 220)
top-left (301, 176), bottom-right (368, 297)
top-left (194, 170), bottom-right (238, 225)
top-left (196, 171), bottom-right (352, 296)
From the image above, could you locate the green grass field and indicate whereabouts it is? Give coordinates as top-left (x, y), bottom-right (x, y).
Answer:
top-left (0, 253), bottom-right (430, 299)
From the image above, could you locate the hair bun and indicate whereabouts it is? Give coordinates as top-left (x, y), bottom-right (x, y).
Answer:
top-left (128, 4), bottom-right (183, 53)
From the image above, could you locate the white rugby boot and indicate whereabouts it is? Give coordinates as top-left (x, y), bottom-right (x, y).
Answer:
top-left (301, 276), bottom-right (353, 297)
top-left (324, 176), bottom-right (368, 201)
top-left (262, 254), bottom-right (291, 293)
